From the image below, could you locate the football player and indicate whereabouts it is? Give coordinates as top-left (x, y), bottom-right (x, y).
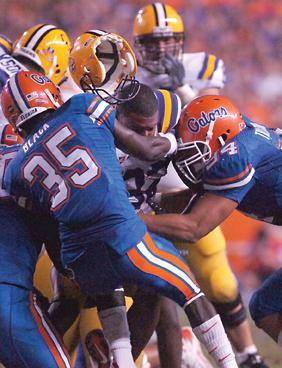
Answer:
top-left (132, 3), bottom-right (267, 367)
top-left (2, 70), bottom-right (238, 368)
top-left (0, 24), bottom-right (74, 367)
top-left (141, 94), bottom-right (282, 351)
top-left (0, 125), bottom-right (71, 367)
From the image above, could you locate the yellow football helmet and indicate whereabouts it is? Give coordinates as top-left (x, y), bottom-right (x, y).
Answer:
top-left (133, 2), bottom-right (184, 73)
top-left (0, 34), bottom-right (13, 54)
top-left (69, 29), bottom-right (139, 104)
top-left (13, 24), bottom-right (71, 85)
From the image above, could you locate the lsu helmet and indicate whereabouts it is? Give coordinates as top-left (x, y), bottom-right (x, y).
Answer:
top-left (0, 34), bottom-right (13, 54)
top-left (69, 29), bottom-right (139, 104)
top-left (1, 70), bottom-right (63, 133)
top-left (174, 95), bottom-right (246, 184)
top-left (133, 2), bottom-right (184, 73)
top-left (13, 24), bottom-right (71, 85)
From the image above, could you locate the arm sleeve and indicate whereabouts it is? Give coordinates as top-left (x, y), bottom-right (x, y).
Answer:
top-left (203, 144), bottom-right (255, 203)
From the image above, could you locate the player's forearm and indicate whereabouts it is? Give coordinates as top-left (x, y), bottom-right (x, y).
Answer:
top-left (115, 121), bottom-right (176, 161)
top-left (139, 213), bottom-right (202, 243)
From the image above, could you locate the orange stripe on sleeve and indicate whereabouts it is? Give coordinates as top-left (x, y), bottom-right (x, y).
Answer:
top-left (29, 293), bottom-right (70, 368)
top-left (128, 246), bottom-right (196, 301)
top-left (206, 164), bottom-right (252, 185)
top-left (97, 106), bottom-right (114, 126)
top-left (86, 96), bottom-right (100, 114)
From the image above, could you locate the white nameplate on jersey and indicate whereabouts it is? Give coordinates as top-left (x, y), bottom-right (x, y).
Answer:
top-left (23, 123), bottom-right (50, 153)
top-left (187, 107), bottom-right (228, 133)
top-left (0, 54), bottom-right (25, 76)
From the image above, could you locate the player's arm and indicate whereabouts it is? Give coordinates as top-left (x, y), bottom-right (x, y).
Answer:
top-left (114, 119), bottom-right (177, 161)
top-left (139, 192), bottom-right (237, 242)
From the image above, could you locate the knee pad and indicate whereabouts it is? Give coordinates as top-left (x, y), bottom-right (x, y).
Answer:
top-left (208, 264), bottom-right (238, 302)
top-left (213, 293), bottom-right (247, 328)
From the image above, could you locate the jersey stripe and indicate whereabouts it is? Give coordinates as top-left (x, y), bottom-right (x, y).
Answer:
top-left (198, 54), bottom-right (218, 80)
top-left (202, 54), bottom-right (217, 80)
top-left (128, 243), bottom-right (200, 303)
top-left (155, 89), bottom-right (181, 133)
top-left (206, 164), bottom-right (253, 185)
top-left (86, 96), bottom-right (100, 114)
top-left (204, 167), bottom-right (255, 190)
top-left (29, 292), bottom-right (71, 367)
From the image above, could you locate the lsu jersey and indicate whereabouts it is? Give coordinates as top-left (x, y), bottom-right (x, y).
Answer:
top-left (203, 117), bottom-right (282, 224)
top-left (136, 52), bottom-right (225, 102)
top-left (118, 89), bottom-right (181, 213)
top-left (5, 93), bottom-right (146, 254)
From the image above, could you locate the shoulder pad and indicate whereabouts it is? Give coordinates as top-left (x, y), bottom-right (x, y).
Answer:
top-left (183, 52), bottom-right (226, 89)
top-left (155, 89), bottom-right (181, 133)
top-left (203, 141), bottom-right (254, 190)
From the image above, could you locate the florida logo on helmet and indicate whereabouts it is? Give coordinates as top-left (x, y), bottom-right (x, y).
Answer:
top-left (187, 107), bottom-right (228, 134)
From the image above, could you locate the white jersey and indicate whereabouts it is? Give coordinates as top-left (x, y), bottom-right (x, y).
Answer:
top-left (136, 51), bottom-right (226, 191)
top-left (118, 89), bottom-right (181, 213)
top-left (136, 51), bottom-right (225, 102)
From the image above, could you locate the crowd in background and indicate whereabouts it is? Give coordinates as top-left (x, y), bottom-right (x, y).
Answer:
top-left (2, 0), bottom-right (282, 126)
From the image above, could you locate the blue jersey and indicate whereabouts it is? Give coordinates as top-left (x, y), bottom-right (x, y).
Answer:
top-left (203, 117), bottom-right (282, 224)
top-left (0, 144), bottom-right (44, 289)
top-left (5, 93), bottom-right (147, 254)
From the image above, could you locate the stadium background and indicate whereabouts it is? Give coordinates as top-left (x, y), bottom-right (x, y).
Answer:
top-left (1, 0), bottom-right (282, 366)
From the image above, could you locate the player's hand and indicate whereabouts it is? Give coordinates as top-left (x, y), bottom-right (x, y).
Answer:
top-left (161, 54), bottom-right (185, 90)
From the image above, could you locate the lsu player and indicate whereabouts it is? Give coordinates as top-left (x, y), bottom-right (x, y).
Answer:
top-left (132, 3), bottom-right (267, 367)
top-left (2, 70), bottom-right (239, 368)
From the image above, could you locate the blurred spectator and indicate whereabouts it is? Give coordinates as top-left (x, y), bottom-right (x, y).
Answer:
top-left (2, 0), bottom-right (281, 125)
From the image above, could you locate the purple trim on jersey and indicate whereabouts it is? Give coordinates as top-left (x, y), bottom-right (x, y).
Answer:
top-left (197, 53), bottom-right (208, 79)
top-left (208, 57), bottom-right (219, 80)
top-left (155, 90), bottom-right (181, 133)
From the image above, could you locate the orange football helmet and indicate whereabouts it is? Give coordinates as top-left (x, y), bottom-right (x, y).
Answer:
top-left (1, 70), bottom-right (63, 133)
top-left (175, 95), bottom-right (246, 184)
top-left (69, 29), bottom-right (139, 104)
top-left (0, 124), bottom-right (23, 145)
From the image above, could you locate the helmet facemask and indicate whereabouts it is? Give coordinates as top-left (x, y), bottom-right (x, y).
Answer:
top-left (135, 33), bottom-right (184, 74)
top-left (175, 141), bottom-right (211, 184)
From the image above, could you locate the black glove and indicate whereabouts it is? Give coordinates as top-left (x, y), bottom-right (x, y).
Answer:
top-left (161, 54), bottom-right (185, 90)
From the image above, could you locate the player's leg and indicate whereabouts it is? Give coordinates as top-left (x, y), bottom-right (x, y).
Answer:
top-left (114, 232), bottom-right (238, 368)
top-left (249, 268), bottom-right (282, 346)
top-left (155, 296), bottom-right (182, 368)
top-left (0, 284), bottom-right (71, 368)
top-left (178, 227), bottom-right (268, 367)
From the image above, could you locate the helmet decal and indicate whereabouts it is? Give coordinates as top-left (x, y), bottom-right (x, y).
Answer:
top-left (187, 107), bottom-right (228, 133)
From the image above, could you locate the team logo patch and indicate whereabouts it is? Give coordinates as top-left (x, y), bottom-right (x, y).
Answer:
top-left (30, 74), bottom-right (51, 85)
top-left (187, 107), bottom-right (228, 133)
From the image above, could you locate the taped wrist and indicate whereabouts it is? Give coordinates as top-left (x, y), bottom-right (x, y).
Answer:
top-left (213, 293), bottom-right (247, 328)
top-left (159, 132), bottom-right (177, 156)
